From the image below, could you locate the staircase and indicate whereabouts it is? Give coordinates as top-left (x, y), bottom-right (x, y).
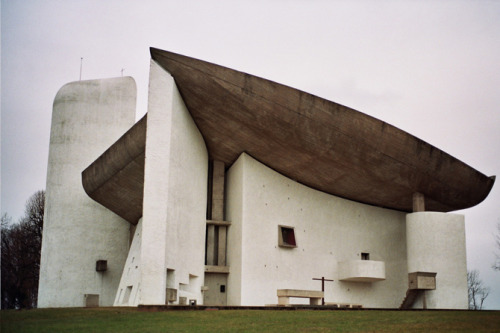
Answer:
top-left (399, 289), bottom-right (421, 309)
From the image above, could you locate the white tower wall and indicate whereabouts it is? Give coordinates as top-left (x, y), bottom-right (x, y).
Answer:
top-left (38, 77), bottom-right (136, 307)
top-left (406, 212), bottom-right (468, 309)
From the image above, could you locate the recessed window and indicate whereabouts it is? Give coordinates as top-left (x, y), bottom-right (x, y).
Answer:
top-left (122, 286), bottom-right (133, 304)
top-left (96, 260), bottom-right (107, 272)
top-left (220, 285), bottom-right (226, 293)
top-left (278, 225), bottom-right (297, 248)
top-left (361, 252), bottom-right (370, 260)
top-left (84, 294), bottom-right (99, 307)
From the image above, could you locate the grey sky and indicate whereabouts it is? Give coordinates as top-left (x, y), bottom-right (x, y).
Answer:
top-left (2, 1), bottom-right (499, 309)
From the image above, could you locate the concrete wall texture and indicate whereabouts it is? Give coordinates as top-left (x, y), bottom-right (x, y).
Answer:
top-left (224, 154), bottom-right (468, 308)
top-left (139, 60), bottom-right (207, 305)
top-left (114, 218), bottom-right (143, 306)
top-left (39, 61), bottom-right (469, 309)
top-left (38, 77), bottom-right (137, 307)
top-left (226, 153), bottom-right (409, 307)
top-left (406, 212), bottom-right (468, 309)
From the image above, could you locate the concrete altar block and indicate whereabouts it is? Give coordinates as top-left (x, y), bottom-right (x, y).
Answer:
top-left (277, 289), bottom-right (324, 305)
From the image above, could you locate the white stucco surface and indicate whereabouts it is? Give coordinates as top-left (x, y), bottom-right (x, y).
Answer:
top-left (226, 153), bottom-right (409, 308)
top-left (406, 212), bottom-right (468, 309)
top-left (114, 219), bottom-right (143, 306)
top-left (38, 77), bottom-right (136, 307)
top-left (38, 69), bottom-right (470, 310)
top-left (338, 260), bottom-right (386, 282)
top-left (140, 60), bottom-right (208, 305)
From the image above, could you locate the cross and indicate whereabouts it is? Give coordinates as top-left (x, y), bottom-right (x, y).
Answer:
top-left (313, 276), bottom-right (334, 305)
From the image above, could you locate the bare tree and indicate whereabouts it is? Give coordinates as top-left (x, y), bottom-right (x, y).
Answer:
top-left (467, 269), bottom-right (490, 310)
top-left (1, 213), bottom-right (17, 308)
top-left (1, 190), bottom-right (45, 309)
top-left (493, 222), bottom-right (500, 271)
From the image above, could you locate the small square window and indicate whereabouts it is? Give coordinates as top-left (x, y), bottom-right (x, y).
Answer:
top-left (361, 252), bottom-right (370, 260)
top-left (278, 225), bottom-right (297, 248)
top-left (96, 260), bottom-right (107, 272)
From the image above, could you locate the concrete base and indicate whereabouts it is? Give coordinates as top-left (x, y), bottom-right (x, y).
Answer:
top-left (137, 304), bottom-right (365, 311)
top-left (277, 289), bottom-right (324, 306)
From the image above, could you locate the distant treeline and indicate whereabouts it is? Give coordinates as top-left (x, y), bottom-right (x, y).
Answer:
top-left (1, 190), bottom-right (44, 309)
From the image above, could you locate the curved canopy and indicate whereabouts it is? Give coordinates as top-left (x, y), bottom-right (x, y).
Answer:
top-left (150, 48), bottom-right (494, 213)
top-left (83, 48), bottom-right (495, 224)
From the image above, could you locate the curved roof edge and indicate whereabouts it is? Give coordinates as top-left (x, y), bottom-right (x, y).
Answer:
top-left (150, 48), bottom-right (494, 212)
top-left (82, 114), bottom-right (147, 224)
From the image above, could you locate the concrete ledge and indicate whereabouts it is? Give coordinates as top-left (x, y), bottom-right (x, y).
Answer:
top-left (205, 265), bottom-right (230, 274)
top-left (338, 260), bottom-right (386, 282)
top-left (138, 304), bottom-right (362, 311)
top-left (206, 220), bottom-right (231, 226)
top-left (136, 304), bottom-right (475, 311)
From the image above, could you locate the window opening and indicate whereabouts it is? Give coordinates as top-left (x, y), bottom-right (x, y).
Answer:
top-left (166, 269), bottom-right (175, 288)
top-left (361, 252), bottom-right (370, 260)
top-left (122, 286), bottom-right (133, 304)
top-left (85, 294), bottom-right (99, 307)
top-left (278, 225), bottom-right (297, 248)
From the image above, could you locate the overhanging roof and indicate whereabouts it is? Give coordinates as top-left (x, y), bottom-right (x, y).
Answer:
top-left (82, 115), bottom-right (147, 223)
top-left (82, 48), bottom-right (495, 223)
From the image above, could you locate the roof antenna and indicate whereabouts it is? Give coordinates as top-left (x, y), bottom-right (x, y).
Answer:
top-left (121, 68), bottom-right (125, 77)
top-left (79, 57), bottom-right (83, 81)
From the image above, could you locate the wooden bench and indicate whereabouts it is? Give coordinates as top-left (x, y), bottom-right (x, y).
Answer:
top-left (277, 289), bottom-right (324, 305)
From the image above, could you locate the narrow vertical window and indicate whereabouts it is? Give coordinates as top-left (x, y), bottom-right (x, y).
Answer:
top-left (122, 286), bottom-right (133, 304)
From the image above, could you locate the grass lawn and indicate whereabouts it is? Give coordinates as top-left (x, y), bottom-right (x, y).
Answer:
top-left (1, 307), bottom-right (499, 332)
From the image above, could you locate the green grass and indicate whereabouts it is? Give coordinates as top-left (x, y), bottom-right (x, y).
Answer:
top-left (1, 308), bottom-right (499, 332)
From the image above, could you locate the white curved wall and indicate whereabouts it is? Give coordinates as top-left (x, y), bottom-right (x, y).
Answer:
top-left (406, 212), bottom-right (468, 309)
top-left (139, 60), bottom-right (208, 305)
top-left (38, 77), bottom-right (137, 307)
top-left (226, 153), bottom-right (408, 308)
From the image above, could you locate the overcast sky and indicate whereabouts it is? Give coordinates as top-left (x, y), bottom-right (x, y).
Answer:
top-left (2, 1), bottom-right (499, 309)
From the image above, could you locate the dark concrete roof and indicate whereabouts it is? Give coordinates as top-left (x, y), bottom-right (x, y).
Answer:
top-left (82, 48), bottom-right (495, 224)
top-left (82, 115), bottom-right (146, 223)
